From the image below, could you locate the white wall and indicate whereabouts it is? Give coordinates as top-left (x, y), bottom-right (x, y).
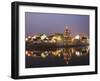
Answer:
top-left (0, 0), bottom-right (99, 81)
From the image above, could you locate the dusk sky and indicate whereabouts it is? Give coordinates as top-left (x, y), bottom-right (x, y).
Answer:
top-left (25, 12), bottom-right (89, 37)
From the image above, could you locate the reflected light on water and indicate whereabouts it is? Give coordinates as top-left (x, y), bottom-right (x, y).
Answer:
top-left (25, 46), bottom-right (89, 64)
top-left (75, 51), bottom-right (81, 56)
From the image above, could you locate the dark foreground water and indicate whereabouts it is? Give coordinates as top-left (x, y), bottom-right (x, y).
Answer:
top-left (25, 51), bottom-right (89, 68)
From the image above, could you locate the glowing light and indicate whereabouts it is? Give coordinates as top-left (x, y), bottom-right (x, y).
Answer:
top-left (25, 38), bottom-right (28, 41)
top-left (41, 34), bottom-right (48, 40)
top-left (66, 61), bottom-right (69, 64)
top-left (41, 53), bottom-right (46, 58)
top-left (57, 37), bottom-right (62, 41)
top-left (41, 51), bottom-right (48, 58)
top-left (75, 51), bottom-right (80, 56)
top-left (25, 51), bottom-right (28, 55)
top-left (32, 36), bottom-right (36, 39)
top-left (51, 38), bottom-right (56, 43)
top-left (58, 54), bottom-right (61, 57)
top-left (75, 35), bottom-right (80, 39)
top-left (51, 36), bottom-right (62, 43)
top-left (27, 54), bottom-right (31, 56)
top-left (28, 36), bottom-right (31, 39)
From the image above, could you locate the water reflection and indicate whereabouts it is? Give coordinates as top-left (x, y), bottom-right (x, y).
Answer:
top-left (25, 46), bottom-right (89, 68)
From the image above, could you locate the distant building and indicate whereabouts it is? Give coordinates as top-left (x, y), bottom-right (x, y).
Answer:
top-left (50, 33), bottom-right (64, 43)
top-left (74, 34), bottom-right (89, 44)
top-left (64, 26), bottom-right (71, 37)
top-left (63, 26), bottom-right (73, 44)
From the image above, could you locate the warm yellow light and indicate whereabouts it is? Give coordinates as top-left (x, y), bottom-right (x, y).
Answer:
top-left (41, 34), bottom-right (48, 40)
top-left (41, 52), bottom-right (48, 58)
top-left (57, 37), bottom-right (62, 41)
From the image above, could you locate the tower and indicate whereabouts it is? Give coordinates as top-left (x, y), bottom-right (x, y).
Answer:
top-left (64, 26), bottom-right (71, 37)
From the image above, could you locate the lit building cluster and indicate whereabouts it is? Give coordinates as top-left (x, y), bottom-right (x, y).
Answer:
top-left (26, 26), bottom-right (89, 44)
top-left (25, 26), bottom-right (89, 64)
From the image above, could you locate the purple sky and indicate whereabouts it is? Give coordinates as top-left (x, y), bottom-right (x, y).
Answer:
top-left (25, 12), bottom-right (89, 37)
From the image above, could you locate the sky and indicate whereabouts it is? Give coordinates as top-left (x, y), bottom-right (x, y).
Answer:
top-left (25, 12), bottom-right (89, 37)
